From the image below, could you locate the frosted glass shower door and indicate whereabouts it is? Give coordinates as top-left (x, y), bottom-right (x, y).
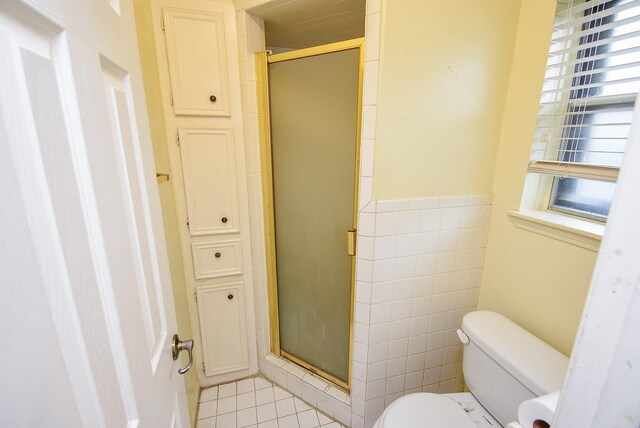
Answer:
top-left (269, 47), bottom-right (360, 385)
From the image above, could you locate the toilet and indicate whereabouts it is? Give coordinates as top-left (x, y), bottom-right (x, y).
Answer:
top-left (373, 311), bottom-right (569, 427)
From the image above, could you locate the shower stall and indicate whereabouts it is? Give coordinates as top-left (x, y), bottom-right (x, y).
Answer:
top-left (256, 38), bottom-right (364, 388)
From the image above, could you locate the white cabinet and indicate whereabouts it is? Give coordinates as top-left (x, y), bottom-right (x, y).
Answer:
top-left (151, 0), bottom-right (257, 386)
top-left (162, 8), bottom-right (231, 116)
top-left (178, 127), bottom-right (240, 235)
top-left (196, 283), bottom-right (248, 376)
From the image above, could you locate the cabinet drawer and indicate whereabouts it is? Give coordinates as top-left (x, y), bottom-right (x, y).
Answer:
top-left (196, 283), bottom-right (248, 376)
top-left (192, 239), bottom-right (242, 280)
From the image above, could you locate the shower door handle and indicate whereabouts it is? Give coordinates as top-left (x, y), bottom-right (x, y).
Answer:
top-left (171, 334), bottom-right (194, 375)
top-left (347, 229), bottom-right (356, 256)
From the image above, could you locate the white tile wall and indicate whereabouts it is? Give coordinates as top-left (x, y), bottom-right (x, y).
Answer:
top-left (355, 195), bottom-right (492, 428)
top-left (235, 11), bottom-right (270, 364)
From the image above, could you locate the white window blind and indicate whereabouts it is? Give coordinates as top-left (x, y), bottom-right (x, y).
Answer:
top-left (530, 0), bottom-right (640, 173)
top-left (528, 0), bottom-right (640, 220)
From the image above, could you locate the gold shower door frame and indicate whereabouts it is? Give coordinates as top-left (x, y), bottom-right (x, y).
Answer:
top-left (255, 38), bottom-right (364, 390)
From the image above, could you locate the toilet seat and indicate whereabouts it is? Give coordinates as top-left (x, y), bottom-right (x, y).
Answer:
top-left (375, 393), bottom-right (479, 428)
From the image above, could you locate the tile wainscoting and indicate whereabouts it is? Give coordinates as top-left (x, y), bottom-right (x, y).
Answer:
top-left (354, 194), bottom-right (492, 427)
top-left (254, 194), bottom-right (492, 428)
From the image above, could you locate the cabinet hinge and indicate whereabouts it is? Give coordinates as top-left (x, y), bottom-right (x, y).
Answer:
top-left (176, 130), bottom-right (180, 145)
top-left (186, 218), bottom-right (190, 229)
top-left (202, 362), bottom-right (205, 373)
top-left (161, 17), bottom-right (165, 31)
top-left (169, 92), bottom-right (173, 106)
top-left (194, 291), bottom-right (197, 303)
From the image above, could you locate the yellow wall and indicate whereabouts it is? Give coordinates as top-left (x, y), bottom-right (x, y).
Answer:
top-left (132, 1), bottom-right (199, 424)
top-left (373, 0), bottom-right (522, 199)
top-left (477, 0), bottom-right (597, 356)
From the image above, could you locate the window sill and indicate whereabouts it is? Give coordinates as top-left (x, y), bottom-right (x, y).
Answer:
top-left (508, 209), bottom-right (603, 252)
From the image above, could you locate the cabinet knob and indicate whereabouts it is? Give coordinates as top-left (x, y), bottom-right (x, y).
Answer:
top-left (215, 252), bottom-right (221, 258)
top-left (221, 217), bottom-right (228, 223)
top-left (209, 95), bottom-right (217, 103)
top-left (227, 294), bottom-right (234, 300)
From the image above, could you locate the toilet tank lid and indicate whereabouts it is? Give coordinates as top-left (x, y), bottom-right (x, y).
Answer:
top-left (461, 311), bottom-right (569, 396)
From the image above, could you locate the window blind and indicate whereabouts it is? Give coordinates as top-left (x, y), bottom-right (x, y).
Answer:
top-left (529, 0), bottom-right (640, 179)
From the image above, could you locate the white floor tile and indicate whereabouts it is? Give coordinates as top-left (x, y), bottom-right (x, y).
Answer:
top-left (216, 412), bottom-right (237, 428)
top-left (257, 402), bottom-right (277, 423)
top-left (237, 378), bottom-right (255, 394)
top-left (294, 397), bottom-right (312, 413)
top-left (256, 387), bottom-right (275, 405)
top-left (238, 407), bottom-right (257, 428)
top-left (200, 386), bottom-right (218, 403)
top-left (255, 377), bottom-right (272, 390)
top-left (297, 409), bottom-right (320, 428)
top-left (198, 376), bottom-right (343, 428)
top-left (276, 397), bottom-right (296, 418)
top-left (218, 396), bottom-right (237, 415)
top-left (219, 382), bottom-right (237, 399)
top-left (198, 400), bottom-right (217, 419)
top-left (237, 391), bottom-right (256, 410)
top-left (257, 420), bottom-right (278, 428)
top-left (278, 414), bottom-right (300, 428)
top-left (197, 416), bottom-right (216, 428)
top-left (316, 412), bottom-right (332, 425)
top-left (273, 385), bottom-right (292, 401)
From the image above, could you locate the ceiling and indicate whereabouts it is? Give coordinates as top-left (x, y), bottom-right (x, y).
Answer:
top-left (247, 0), bottom-right (366, 49)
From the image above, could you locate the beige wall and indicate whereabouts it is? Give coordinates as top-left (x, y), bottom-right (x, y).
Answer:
top-left (132, 1), bottom-right (199, 424)
top-left (373, 0), bottom-right (522, 199)
top-left (477, 0), bottom-right (597, 356)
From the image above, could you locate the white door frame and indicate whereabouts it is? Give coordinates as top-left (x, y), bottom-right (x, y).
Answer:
top-left (554, 99), bottom-right (640, 426)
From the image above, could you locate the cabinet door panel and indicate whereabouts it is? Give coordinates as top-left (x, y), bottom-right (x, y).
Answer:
top-left (196, 283), bottom-right (248, 376)
top-left (179, 127), bottom-right (239, 235)
top-left (191, 238), bottom-right (242, 280)
top-left (163, 8), bottom-right (230, 116)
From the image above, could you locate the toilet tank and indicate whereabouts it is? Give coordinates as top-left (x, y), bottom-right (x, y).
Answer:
top-left (460, 311), bottom-right (569, 426)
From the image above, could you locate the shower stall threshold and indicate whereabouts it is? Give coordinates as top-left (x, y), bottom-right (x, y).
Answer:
top-left (259, 354), bottom-right (354, 426)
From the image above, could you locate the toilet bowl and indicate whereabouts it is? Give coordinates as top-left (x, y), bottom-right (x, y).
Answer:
top-left (373, 311), bottom-right (568, 428)
top-left (373, 392), bottom-right (499, 428)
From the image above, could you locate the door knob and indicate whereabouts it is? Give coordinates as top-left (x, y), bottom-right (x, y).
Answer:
top-left (172, 334), bottom-right (194, 375)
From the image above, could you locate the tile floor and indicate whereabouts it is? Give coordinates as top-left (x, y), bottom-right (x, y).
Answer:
top-left (197, 376), bottom-right (347, 428)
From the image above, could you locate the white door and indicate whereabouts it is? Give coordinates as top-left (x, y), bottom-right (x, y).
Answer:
top-left (0, 0), bottom-right (189, 426)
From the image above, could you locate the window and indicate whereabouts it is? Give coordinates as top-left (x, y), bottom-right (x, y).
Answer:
top-left (528, 0), bottom-right (640, 222)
